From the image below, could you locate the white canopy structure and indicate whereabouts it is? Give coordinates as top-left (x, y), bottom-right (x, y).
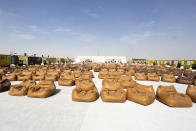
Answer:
top-left (75, 56), bottom-right (127, 63)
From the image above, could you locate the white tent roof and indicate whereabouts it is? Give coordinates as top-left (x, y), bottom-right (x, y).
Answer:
top-left (75, 56), bottom-right (127, 63)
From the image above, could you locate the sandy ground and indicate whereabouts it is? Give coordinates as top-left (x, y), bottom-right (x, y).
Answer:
top-left (0, 72), bottom-right (196, 131)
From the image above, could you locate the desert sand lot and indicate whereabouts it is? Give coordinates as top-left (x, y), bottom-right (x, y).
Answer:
top-left (0, 72), bottom-right (196, 131)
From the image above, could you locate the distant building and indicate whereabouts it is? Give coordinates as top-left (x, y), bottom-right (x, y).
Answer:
top-left (132, 59), bottom-right (147, 64)
top-left (75, 56), bottom-right (127, 63)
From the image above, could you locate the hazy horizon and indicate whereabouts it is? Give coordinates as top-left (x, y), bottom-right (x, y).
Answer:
top-left (0, 0), bottom-right (196, 60)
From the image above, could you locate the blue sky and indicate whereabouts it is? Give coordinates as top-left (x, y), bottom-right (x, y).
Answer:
top-left (0, 0), bottom-right (196, 59)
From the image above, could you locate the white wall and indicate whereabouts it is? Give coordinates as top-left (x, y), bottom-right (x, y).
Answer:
top-left (75, 56), bottom-right (127, 63)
